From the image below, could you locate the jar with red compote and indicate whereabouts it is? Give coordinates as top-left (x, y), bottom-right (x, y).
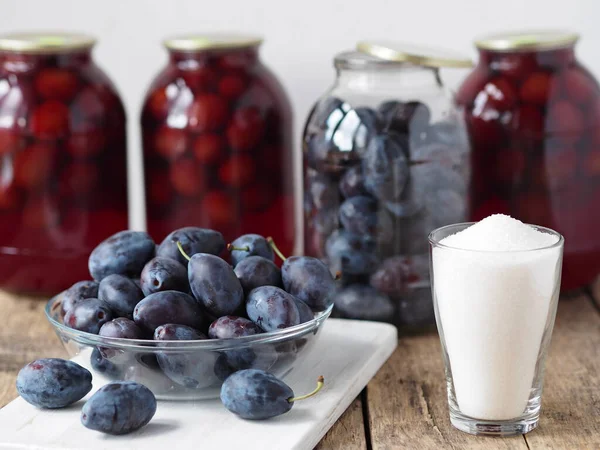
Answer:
top-left (141, 35), bottom-right (295, 255)
top-left (456, 31), bottom-right (600, 291)
top-left (0, 33), bottom-right (128, 295)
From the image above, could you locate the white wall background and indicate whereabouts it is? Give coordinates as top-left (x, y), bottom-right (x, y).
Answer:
top-left (1, 0), bottom-right (597, 229)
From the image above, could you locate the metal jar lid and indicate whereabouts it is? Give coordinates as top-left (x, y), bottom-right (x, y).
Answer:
top-left (164, 33), bottom-right (263, 52)
top-left (474, 30), bottom-right (580, 52)
top-left (0, 32), bottom-right (96, 53)
top-left (356, 40), bottom-right (473, 68)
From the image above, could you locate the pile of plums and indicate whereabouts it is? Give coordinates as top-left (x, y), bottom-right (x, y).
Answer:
top-left (58, 227), bottom-right (334, 393)
top-left (303, 96), bottom-right (470, 328)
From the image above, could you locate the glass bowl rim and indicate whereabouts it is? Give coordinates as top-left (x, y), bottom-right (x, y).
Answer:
top-left (45, 294), bottom-right (333, 353)
top-left (428, 221), bottom-right (564, 253)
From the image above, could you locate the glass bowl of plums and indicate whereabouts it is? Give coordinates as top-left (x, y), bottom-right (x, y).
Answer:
top-left (45, 227), bottom-right (334, 400)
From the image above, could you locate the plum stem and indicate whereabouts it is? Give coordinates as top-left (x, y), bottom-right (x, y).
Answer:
top-left (227, 243), bottom-right (250, 252)
top-left (334, 271), bottom-right (342, 281)
top-left (176, 241), bottom-right (191, 261)
top-left (288, 376), bottom-right (324, 403)
top-left (267, 237), bottom-right (287, 262)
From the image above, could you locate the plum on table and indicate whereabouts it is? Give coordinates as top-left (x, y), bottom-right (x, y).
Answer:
top-left (17, 358), bottom-right (92, 409)
top-left (133, 290), bottom-right (204, 333)
top-left (227, 233), bottom-right (274, 266)
top-left (246, 286), bottom-right (300, 331)
top-left (140, 256), bottom-right (188, 296)
top-left (234, 255), bottom-right (282, 294)
top-left (156, 227), bottom-right (225, 266)
top-left (61, 280), bottom-right (99, 314)
top-left (208, 316), bottom-right (263, 339)
top-left (279, 253), bottom-right (336, 311)
top-left (64, 298), bottom-right (113, 334)
top-left (81, 381), bottom-right (156, 435)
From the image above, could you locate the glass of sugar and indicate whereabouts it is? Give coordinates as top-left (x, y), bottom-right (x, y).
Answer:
top-left (428, 214), bottom-right (564, 436)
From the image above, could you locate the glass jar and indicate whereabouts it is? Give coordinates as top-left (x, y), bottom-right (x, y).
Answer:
top-left (0, 33), bottom-right (128, 296)
top-left (302, 42), bottom-right (472, 330)
top-left (456, 30), bottom-right (600, 291)
top-left (141, 35), bottom-right (295, 255)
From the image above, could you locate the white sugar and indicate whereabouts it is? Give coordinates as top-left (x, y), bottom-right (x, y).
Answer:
top-left (440, 214), bottom-right (558, 251)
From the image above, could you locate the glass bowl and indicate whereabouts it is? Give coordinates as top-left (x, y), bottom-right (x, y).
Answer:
top-left (45, 293), bottom-right (332, 400)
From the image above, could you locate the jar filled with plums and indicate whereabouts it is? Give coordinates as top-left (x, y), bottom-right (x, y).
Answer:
top-left (302, 42), bottom-right (472, 330)
top-left (457, 30), bottom-right (600, 291)
top-left (0, 33), bottom-right (128, 296)
top-left (141, 35), bottom-right (295, 256)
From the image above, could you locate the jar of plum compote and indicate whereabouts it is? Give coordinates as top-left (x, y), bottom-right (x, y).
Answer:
top-left (302, 42), bottom-right (472, 331)
top-left (0, 33), bottom-right (128, 296)
top-left (141, 35), bottom-right (294, 256)
top-left (456, 30), bottom-right (600, 291)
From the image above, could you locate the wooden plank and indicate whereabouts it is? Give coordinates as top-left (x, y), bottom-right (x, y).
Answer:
top-left (0, 290), bottom-right (66, 408)
top-left (523, 294), bottom-right (600, 449)
top-left (315, 394), bottom-right (368, 450)
top-left (365, 334), bottom-right (528, 449)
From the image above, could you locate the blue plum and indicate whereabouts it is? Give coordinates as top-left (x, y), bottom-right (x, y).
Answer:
top-left (140, 256), bottom-right (188, 296)
top-left (281, 256), bottom-right (335, 311)
top-left (294, 298), bottom-right (314, 324)
top-left (99, 317), bottom-right (144, 339)
top-left (188, 253), bottom-right (244, 317)
top-left (154, 324), bottom-right (219, 389)
top-left (339, 165), bottom-right (367, 198)
top-left (307, 173), bottom-right (338, 210)
top-left (220, 369), bottom-right (293, 420)
top-left (334, 285), bottom-right (394, 321)
top-left (208, 316), bottom-right (262, 339)
top-left (64, 298), bottom-right (113, 334)
top-left (98, 274), bottom-right (143, 319)
top-left (339, 195), bottom-right (393, 240)
top-left (133, 290), bottom-right (204, 333)
top-left (90, 347), bottom-right (121, 378)
top-left (88, 231), bottom-right (155, 281)
top-left (228, 234), bottom-right (274, 266)
top-left (246, 286), bottom-right (300, 331)
top-left (362, 133), bottom-right (409, 203)
top-left (325, 230), bottom-right (379, 275)
top-left (16, 358), bottom-right (92, 408)
top-left (234, 256), bottom-right (281, 294)
top-left (157, 227), bottom-right (225, 266)
top-left (81, 382), bottom-right (156, 435)
top-left (61, 280), bottom-right (99, 314)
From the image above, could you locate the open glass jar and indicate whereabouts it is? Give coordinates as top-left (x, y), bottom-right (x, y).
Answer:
top-left (141, 35), bottom-right (295, 255)
top-left (302, 42), bottom-right (472, 330)
top-left (456, 30), bottom-right (600, 291)
top-left (0, 33), bottom-right (128, 296)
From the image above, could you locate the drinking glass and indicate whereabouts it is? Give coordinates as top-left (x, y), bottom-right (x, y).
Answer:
top-left (429, 222), bottom-right (564, 436)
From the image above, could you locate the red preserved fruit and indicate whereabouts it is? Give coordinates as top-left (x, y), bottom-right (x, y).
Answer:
top-left (201, 191), bottom-right (236, 228)
top-left (145, 87), bottom-right (170, 121)
top-left (22, 194), bottom-right (60, 230)
top-left (510, 105), bottom-right (544, 138)
top-left (30, 101), bottom-right (70, 138)
top-left (218, 154), bottom-right (256, 188)
top-left (147, 170), bottom-right (174, 210)
top-left (182, 66), bottom-right (218, 93)
top-left (66, 129), bottom-right (106, 158)
top-left (34, 68), bottom-right (79, 102)
top-left (153, 127), bottom-right (188, 160)
top-left (519, 72), bottom-right (554, 106)
top-left (192, 133), bottom-right (224, 165)
top-left (532, 147), bottom-right (577, 190)
top-left (546, 100), bottom-right (585, 135)
top-left (495, 148), bottom-right (526, 183)
top-left (467, 111), bottom-right (506, 150)
top-left (59, 162), bottom-right (100, 198)
top-left (13, 142), bottom-right (57, 189)
top-left (169, 158), bottom-right (205, 196)
top-left (218, 73), bottom-right (247, 99)
top-left (561, 67), bottom-right (600, 106)
top-left (475, 77), bottom-right (517, 112)
top-left (187, 94), bottom-right (229, 132)
top-left (241, 182), bottom-right (275, 213)
top-left (227, 107), bottom-right (264, 151)
top-left (0, 183), bottom-right (21, 210)
top-left (489, 52), bottom-right (538, 82)
top-left (514, 192), bottom-right (553, 227)
top-left (455, 66), bottom-right (490, 107)
top-left (69, 87), bottom-right (106, 131)
top-left (0, 130), bottom-right (22, 155)
top-left (582, 150), bottom-right (600, 177)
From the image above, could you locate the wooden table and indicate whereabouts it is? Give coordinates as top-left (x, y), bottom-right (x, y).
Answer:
top-left (1, 285), bottom-right (599, 449)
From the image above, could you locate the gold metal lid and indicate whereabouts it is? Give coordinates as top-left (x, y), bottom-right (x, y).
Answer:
top-left (475, 30), bottom-right (579, 51)
top-left (0, 32), bottom-right (95, 53)
top-left (164, 34), bottom-right (263, 52)
top-left (357, 40), bottom-right (473, 68)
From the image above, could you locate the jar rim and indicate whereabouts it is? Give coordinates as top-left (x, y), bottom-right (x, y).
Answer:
top-left (0, 32), bottom-right (95, 54)
top-left (163, 33), bottom-right (263, 52)
top-left (475, 30), bottom-right (579, 52)
top-left (334, 50), bottom-right (406, 70)
top-left (356, 41), bottom-right (473, 69)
